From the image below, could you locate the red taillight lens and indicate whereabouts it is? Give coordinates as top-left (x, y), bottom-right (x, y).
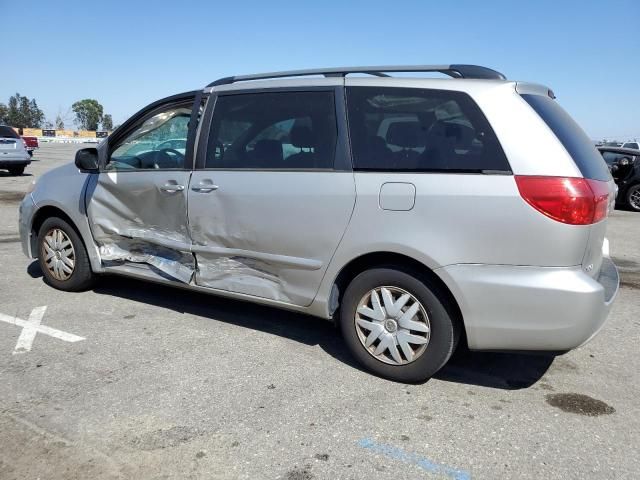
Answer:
top-left (515, 176), bottom-right (610, 225)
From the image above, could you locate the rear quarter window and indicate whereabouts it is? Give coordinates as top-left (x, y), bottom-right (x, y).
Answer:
top-left (345, 86), bottom-right (510, 173)
top-left (521, 94), bottom-right (611, 181)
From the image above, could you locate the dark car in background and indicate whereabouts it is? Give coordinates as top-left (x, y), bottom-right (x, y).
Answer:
top-left (598, 146), bottom-right (640, 211)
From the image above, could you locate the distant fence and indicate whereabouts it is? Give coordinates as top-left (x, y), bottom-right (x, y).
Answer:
top-left (11, 127), bottom-right (111, 142)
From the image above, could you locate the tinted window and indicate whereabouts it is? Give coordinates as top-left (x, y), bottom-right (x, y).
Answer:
top-left (601, 151), bottom-right (623, 165)
top-left (108, 102), bottom-right (193, 170)
top-left (345, 87), bottom-right (509, 173)
top-left (206, 91), bottom-right (337, 169)
top-left (623, 142), bottom-right (639, 150)
top-left (0, 126), bottom-right (19, 139)
top-left (522, 94), bottom-right (611, 181)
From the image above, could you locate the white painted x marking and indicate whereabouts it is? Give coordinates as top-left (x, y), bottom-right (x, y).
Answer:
top-left (0, 307), bottom-right (85, 354)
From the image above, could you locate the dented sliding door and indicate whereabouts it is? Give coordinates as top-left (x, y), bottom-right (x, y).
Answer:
top-left (188, 86), bottom-right (355, 306)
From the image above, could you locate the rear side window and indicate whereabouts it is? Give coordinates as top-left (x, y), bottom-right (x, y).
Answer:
top-left (345, 87), bottom-right (510, 173)
top-left (206, 91), bottom-right (337, 169)
top-left (0, 126), bottom-right (19, 139)
top-left (522, 94), bottom-right (611, 181)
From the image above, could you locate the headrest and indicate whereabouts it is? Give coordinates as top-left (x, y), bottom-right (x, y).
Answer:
top-left (427, 121), bottom-right (475, 149)
top-left (290, 126), bottom-right (315, 148)
top-left (386, 122), bottom-right (425, 148)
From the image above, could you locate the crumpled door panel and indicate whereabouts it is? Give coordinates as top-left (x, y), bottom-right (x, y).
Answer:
top-left (188, 171), bottom-right (356, 306)
top-left (86, 171), bottom-right (194, 282)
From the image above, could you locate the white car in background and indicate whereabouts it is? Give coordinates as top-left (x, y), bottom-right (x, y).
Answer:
top-left (621, 141), bottom-right (640, 150)
top-left (0, 126), bottom-right (31, 175)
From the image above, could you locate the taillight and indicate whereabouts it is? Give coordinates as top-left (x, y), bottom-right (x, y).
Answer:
top-left (515, 176), bottom-right (610, 225)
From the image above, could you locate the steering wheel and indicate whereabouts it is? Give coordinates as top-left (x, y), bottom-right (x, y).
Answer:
top-left (148, 148), bottom-right (184, 169)
top-left (160, 148), bottom-right (185, 159)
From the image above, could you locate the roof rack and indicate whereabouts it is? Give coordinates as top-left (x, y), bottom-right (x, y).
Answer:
top-left (207, 64), bottom-right (506, 87)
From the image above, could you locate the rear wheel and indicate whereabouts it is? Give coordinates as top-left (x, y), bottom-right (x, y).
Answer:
top-left (627, 184), bottom-right (640, 212)
top-left (339, 267), bottom-right (460, 383)
top-left (8, 165), bottom-right (25, 175)
top-left (37, 217), bottom-right (95, 291)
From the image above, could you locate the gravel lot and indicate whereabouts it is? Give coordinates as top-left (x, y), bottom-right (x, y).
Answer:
top-left (1, 143), bottom-right (639, 479)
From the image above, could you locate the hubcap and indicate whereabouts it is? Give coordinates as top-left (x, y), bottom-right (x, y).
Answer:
top-left (41, 228), bottom-right (75, 281)
top-left (355, 286), bottom-right (430, 365)
top-left (630, 187), bottom-right (640, 210)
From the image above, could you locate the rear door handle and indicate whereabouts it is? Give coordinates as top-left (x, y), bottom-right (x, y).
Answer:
top-left (191, 180), bottom-right (219, 193)
top-left (160, 183), bottom-right (185, 193)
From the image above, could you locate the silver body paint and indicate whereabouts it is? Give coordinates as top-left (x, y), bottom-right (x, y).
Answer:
top-left (20, 75), bottom-right (619, 352)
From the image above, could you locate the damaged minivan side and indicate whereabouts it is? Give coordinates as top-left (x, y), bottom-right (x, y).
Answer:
top-left (20, 65), bottom-right (619, 382)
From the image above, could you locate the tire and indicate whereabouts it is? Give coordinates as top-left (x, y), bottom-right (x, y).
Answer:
top-left (339, 267), bottom-right (460, 383)
top-left (626, 184), bottom-right (640, 212)
top-left (8, 165), bottom-right (25, 175)
top-left (37, 217), bottom-right (95, 291)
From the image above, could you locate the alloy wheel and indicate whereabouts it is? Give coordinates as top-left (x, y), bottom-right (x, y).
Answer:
top-left (629, 187), bottom-right (640, 211)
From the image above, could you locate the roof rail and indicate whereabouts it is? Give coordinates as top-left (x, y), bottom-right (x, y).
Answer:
top-left (207, 64), bottom-right (506, 87)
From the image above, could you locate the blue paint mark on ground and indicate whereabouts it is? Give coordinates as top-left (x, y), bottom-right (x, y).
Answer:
top-left (358, 438), bottom-right (471, 480)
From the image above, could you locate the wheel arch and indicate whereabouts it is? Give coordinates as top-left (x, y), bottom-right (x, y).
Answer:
top-left (331, 251), bottom-right (466, 348)
top-left (29, 204), bottom-right (100, 271)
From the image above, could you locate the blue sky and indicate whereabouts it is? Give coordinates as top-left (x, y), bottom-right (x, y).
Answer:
top-left (2, 0), bottom-right (639, 140)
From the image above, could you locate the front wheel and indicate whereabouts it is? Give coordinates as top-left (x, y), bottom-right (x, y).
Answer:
top-left (339, 268), bottom-right (460, 383)
top-left (626, 184), bottom-right (640, 212)
top-left (37, 217), bottom-right (95, 291)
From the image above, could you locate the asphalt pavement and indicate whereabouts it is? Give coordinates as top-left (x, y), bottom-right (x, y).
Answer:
top-left (0, 143), bottom-right (639, 479)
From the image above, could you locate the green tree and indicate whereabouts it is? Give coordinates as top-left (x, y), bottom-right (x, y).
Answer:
top-left (29, 99), bottom-right (45, 128)
top-left (102, 113), bottom-right (113, 131)
top-left (7, 94), bottom-right (26, 127)
top-left (72, 99), bottom-right (104, 131)
top-left (5, 93), bottom-right (45, 128)
top-left (55, 115), bottom-right (64, 129)
top-left (0, 103), bottom-right (7, 124)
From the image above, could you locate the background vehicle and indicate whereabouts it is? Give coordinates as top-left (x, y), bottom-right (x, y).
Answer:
top-left (621, 141), bottom-right (639, 150)
top-left (0, 125), bottom-right (31, 175)
top-left (19, 65), bottom-right (619, 382)
top-left (21, 135), bottom-right (39, 156)
top-left (599, 146), bottom-right (640, 211)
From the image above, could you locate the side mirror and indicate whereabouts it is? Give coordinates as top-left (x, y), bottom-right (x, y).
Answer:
top-left (75, 148), bottom-right (99, 172)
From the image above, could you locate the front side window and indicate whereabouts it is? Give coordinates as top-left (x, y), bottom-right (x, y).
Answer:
top-left (107, 102), bottom-right (193, 170)
top-left (346, 87), bottom-right (509, 173)
top-left (206, 91), bottom-right (337, 169)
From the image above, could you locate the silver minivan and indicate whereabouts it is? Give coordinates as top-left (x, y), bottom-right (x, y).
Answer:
top-left (19, 65), bottom-right (619, 382)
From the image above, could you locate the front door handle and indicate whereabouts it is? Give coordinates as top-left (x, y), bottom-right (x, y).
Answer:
top-left (191, 180), bottom-right (219, 193)
top-left (160, 183), bottom-right (185, 193)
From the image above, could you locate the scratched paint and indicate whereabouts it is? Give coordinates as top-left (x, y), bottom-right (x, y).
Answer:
top-left (358, 438), bottom-right (471, 480)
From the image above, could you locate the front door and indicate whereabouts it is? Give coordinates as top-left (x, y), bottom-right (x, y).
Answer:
top-left (188, 88), bottom-right (356, 305)
top-left (86, 96), bottom-right (197, 282)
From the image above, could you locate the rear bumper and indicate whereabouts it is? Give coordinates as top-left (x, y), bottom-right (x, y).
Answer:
top-left (0, 153), bottom-right (31, 167)
top-left (436, 258), bottom-right (619, 351)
